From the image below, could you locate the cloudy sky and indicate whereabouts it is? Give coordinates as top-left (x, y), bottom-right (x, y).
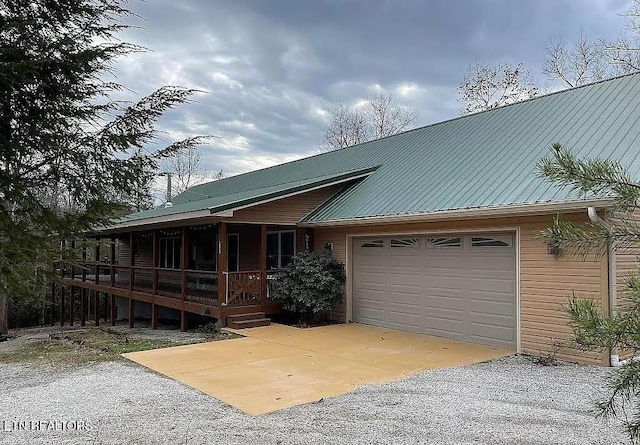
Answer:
top-left (116, 0), bottom-right (632, 178)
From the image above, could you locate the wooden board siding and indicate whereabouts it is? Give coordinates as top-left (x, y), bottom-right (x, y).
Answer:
top-left (117, 238), bottom-right (131, 266)
top-left (228, 185), bottom-right (344, 225)
top-left (614, 211), bottom-right (640, 307)
top-left (312, 213), bottom-right (608, 365)
top-left (116, 236), bottom-right (153, 267)
top-left (234, 225), bottom-right (260, 271)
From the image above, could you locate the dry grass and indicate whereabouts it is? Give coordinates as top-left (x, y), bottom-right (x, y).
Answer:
top-left (0, 327), bottom-right (234, 367)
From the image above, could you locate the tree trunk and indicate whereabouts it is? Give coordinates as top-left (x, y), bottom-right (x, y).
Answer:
top-left (0, 293), bottom-right (8, 337)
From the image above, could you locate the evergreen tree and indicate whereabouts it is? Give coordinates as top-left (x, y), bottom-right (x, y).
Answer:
top-left (0, 0), bottom-right (206, 335)
top-left (538, 143), bottom-right (640, 442)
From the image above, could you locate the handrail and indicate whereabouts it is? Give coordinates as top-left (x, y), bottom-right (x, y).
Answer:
top-left (222, 271), bottom-right (229, 305)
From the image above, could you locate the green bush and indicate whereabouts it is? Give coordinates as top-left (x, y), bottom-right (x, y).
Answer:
top-left (271, 250), bottom-right (345, 323)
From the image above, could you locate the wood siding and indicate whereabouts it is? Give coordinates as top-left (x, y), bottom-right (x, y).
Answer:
top-left (313, 213), bottom-right (608, 365)
top-left (228, 185), bottom-right (344, 224)
top-left (614, 211), bottom-right (640, 307)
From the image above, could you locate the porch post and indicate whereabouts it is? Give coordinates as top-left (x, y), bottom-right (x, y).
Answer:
top-left (218, 222), bottom-right (227, 327)
top-left (152, 230), bottom-right (158, 295)
top-left (81, 240), bottom-right (87, 283)
top-left (180, 311), bottom-right (187, 332)
top-left (181, 227), bottom-right (188, 301)
top-left (50, 281), bottom-right (56, 326)
top-left (128, 297), bottom-right (134, 328)
top-left (80, 287), bottom-right (87, 326)
top-left (260, 224), bottom-right (267, 301)
top-left (152, 229), bottom-right (158, 329)
top-left (152, 303), bottom-right (158, 330)
top-left (60, 285), bottom-right (65, 327)
top-left (180, 227), bottom-right (189, 332)
top-left (94, 291), bottom-right (100, 327)
top-left (103, 292), bottom-right (108, 322)
top-left (110, 294), bottom-right (116, 326)
top-left (129, 232), bottom-right (135, 291)
top-left (70, 239), bottom-right (76, 280)
top-left (94, 236), bottom-right (100, 285)
top-left (110, 235), bottom-right (116, 288)
top-left (218, 222), bottom-right (227, 304)
top-left (69, 286), bottom-right (75, 326)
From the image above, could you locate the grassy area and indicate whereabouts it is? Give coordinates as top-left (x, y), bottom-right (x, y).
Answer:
top-left (0, 327), bottom-right (227, 367)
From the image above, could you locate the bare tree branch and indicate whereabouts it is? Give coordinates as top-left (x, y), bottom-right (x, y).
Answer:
top-left (457, 62), bottom-right (538, 115)
top-left (543, 31), bottom-right (615, 88)
top-left (319, 93), bottom-right (418, 151)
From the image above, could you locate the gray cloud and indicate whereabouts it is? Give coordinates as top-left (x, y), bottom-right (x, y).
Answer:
top-left (112, 0), bottom-right (632, 177)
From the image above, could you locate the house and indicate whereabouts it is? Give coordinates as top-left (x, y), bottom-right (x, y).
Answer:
top-left (61, 73), bottom-right (640, 366)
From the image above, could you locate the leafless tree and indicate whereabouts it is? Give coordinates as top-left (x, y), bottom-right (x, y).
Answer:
top-left (367, 92), bottom-right (419, 139)
top-left (458, 62), bottom-right (539, 115)
top-left (164, 145), bottom-right (223, 198)
top-left (319, 93), bottom-right (418, 151)
top-left (542, 31), bottom-right (614, 87)
top-left (604, 0), bottom-right (640, 74)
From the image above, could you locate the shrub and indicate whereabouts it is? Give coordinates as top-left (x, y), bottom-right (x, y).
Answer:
top-left (271, 250), bottom-right (345, 323)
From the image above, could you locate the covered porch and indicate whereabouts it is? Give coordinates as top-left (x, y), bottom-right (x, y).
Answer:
top-left (60, 221), bottom-right (313, 329)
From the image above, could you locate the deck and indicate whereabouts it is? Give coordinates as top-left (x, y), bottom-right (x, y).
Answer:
top-left (60, 265), bottom-right (282, 328)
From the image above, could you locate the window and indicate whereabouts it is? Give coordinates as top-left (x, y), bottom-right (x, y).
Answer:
top-left (471, 235), bottom-right (512, 248)
top-left (390, 238), bottom-right (420, 248)
top-left (267, 231), bottom-right (295, 269)
top-left (360, 239), bottom-right (384, 248)
top-left (159, 237), bottom-right (181, 269)
top-left (227, 233), bottom-right (239, 272)
top-left (426, 237), bottom-right (462, 248)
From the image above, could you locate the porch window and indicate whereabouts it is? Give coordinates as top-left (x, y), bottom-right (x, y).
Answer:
top-left (267, 230), bottom-right (295, 269)
top-left (227, 233), bottom-right (239, 272)
top-left (159, 237), bottom-right (181, 269)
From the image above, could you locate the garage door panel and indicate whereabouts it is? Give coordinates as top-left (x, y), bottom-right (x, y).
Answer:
top-left (353, 232), bottom-right (516, 349)
top-left (387, 310), bottom-right (422, 328)
top-left (423, 294), bottom-right (464, 311)
top-left (468, 277), bottom-right (515, 294)
top-left (387, 291), bottom-right (422, 306)
top-left (470, 299), bottom-right (515, 317)
top-left (422, 319), bottom-right (465, 338)
top-left (469, 323), bottom-right (515, 347)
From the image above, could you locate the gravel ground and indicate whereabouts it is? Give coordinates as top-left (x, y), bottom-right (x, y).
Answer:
top-left (0, 355), bottom-right (627, 445)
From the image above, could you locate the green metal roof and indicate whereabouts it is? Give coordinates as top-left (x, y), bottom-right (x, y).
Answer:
top-left (118, 73), bottom-right (640, 227)
top-left (305, 73), bottom-right (640, 222)
top-left (117, 167), bottom-right (378, 224)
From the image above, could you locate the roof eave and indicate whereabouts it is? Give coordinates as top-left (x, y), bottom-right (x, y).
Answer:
top-left (299, 198), bottom-right (614, 227)
top-left (101, 167), bottom-right (378, 232)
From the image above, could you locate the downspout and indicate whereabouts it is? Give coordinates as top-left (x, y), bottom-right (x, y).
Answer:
top-left (587, 207), bottom-right (619, 367)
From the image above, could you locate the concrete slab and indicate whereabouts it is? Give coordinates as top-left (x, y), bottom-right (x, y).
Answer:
top-left (123, 323), bottom-right (513, 415)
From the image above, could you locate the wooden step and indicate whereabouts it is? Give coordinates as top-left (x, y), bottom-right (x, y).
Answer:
top-left (229, 318), bottom-right (271, 329)
top-left (227, 312), bottom-right (266, 323)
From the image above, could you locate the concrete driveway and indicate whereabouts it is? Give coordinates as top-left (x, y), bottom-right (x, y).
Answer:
top-left (123, 323), bottom-right (512, 415)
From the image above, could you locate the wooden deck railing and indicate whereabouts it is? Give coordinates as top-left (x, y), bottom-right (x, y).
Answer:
top-left (62, 263), bottom-right (220, 305)
top-left (224, 270), bottom-right (263, 306)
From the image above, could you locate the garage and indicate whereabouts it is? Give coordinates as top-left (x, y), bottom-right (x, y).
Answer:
top-left (352, 233), bottom-right (517, 349)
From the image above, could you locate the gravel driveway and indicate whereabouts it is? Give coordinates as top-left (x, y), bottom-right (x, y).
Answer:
top-left (0, 355), bottom-right (625, 445)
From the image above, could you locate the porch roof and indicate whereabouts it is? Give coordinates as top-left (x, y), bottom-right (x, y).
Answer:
top-left (108, 167), bottom-right (378, 230)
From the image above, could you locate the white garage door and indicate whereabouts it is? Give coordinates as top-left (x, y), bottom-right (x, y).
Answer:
top-left (353, 233), bottom-right (516, 348)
